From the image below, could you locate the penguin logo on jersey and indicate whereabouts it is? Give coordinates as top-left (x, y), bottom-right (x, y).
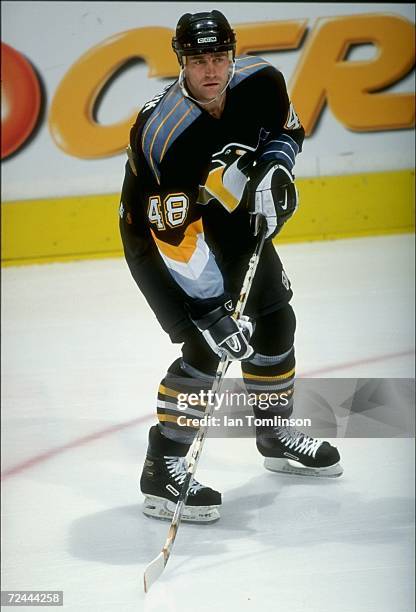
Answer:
top-left (198, 142), bottom-right (255, 212)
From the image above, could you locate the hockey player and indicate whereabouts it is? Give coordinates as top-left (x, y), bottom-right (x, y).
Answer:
top-left (120, 10), bottom-right (342, 523)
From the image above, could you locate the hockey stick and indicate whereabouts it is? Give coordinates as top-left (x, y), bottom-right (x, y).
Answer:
top-left (143, 216), bottom-right (268, 593)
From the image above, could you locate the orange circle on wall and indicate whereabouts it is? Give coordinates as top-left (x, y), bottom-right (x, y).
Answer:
top-left (1, 42), bottom-right (42, 159)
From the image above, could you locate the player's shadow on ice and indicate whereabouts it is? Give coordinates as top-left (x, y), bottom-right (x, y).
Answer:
top-left (67, 476), bottom-right (266, 566)
top-left (67, 472), bottom-right (413, 568)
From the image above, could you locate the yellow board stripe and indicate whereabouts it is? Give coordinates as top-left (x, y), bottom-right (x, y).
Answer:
top-left (278, 169), bottom-right (415, 244)
top-left (2, 170), bottom-right (414, 267)
top-left (243, 367), bottom-right (296, 381)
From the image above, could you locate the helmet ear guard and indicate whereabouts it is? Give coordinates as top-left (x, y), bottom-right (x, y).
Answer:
top-left (172, 10), bottom-right (236, 66)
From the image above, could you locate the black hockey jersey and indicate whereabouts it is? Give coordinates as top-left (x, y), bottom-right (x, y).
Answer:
top-left (125, 55), bottom-right (304, 312)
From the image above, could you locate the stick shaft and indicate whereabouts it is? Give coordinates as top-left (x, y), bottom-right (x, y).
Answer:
top-left (146, 217), bottom-right (268, 581)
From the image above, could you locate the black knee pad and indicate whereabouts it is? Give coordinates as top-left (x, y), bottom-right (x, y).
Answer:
top-left (180, 328), bottom-right (220, 376)
top-left (251, 304), bottom-right (296, 355)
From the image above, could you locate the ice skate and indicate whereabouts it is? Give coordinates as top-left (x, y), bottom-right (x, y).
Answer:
top-left (257, 425), bottom-right (343, 478)
top-left (140, 426), bottom-right (221, 523)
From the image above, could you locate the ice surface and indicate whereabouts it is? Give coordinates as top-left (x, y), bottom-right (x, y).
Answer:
top-left (2, 235), bottom-right (414, 611)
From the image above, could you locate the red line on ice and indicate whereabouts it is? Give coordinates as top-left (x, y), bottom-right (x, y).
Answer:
top-left (1, 348), bottom-right (413, 480)
top-left (1, 414), bottom-right (153, 480)
top-left (300, 349), bottom-right (414, 377)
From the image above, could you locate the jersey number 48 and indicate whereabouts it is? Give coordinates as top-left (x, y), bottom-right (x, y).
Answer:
top-left (147, 194), bottom-right (189, 230)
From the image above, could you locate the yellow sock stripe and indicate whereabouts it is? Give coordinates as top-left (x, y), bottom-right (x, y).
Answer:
top-left (158, 385), bottom-right (209, 408)
top-left (158, 384), bottom-right (182, 399)
top-left (242, 367), bottom-right (296, 381)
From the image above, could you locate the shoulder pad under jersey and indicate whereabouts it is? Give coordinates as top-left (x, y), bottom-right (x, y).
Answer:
top-left (231, 55), bottom-right (272, 89)
top-left (140, 82), bottom-right (202, 184)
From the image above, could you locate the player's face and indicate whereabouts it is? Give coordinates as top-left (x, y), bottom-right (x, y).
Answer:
top-left (184, 52), bottom-right (231, 102)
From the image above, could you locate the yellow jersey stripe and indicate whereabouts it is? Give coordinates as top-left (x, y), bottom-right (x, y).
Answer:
top-left (160, 106), bottom-right (193, 162)
top-left (141, 86), bottom-right (177, 152)
top-left (151, 218), bottom-right (204, 263)
top-left (235, 61), bottom-right (270, 75)
top-left (149, 97), bottom-right (185, 181)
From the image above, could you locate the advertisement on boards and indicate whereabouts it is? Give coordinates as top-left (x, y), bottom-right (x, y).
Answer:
top-left (2, 1), bottom-right (415, 201)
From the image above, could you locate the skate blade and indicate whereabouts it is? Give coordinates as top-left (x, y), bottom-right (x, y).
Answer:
top-left (264, 457), bottom-right (343, 478)
top-left (143, 495), bottom-right (221, 523)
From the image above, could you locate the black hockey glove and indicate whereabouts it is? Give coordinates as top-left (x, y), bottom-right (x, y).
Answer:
top-left (246, 162), bottom-right (298, 239)
top-left (193, 303), bottom-right (254, 361)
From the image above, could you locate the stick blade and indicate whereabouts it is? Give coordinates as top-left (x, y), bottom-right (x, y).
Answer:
top-left (144, 552), bottom-right (166, 593)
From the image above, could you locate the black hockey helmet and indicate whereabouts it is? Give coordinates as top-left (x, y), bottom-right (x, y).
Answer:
top-left (172, 10), bottom-right (236, 65)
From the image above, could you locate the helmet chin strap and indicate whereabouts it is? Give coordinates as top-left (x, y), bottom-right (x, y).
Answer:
top-left (179, 61), bottom-right (236, 106)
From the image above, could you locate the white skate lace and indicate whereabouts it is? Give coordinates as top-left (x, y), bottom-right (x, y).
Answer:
top-left (276, 426), bottom-right (322, 458)
top-left (165, 456), bottom-right (205, 494)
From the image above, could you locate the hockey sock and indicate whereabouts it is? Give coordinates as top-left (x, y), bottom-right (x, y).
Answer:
top-left (156, 357), bottom-right (217, 445)
top-left (241, 346), bottom-right (295, 425)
